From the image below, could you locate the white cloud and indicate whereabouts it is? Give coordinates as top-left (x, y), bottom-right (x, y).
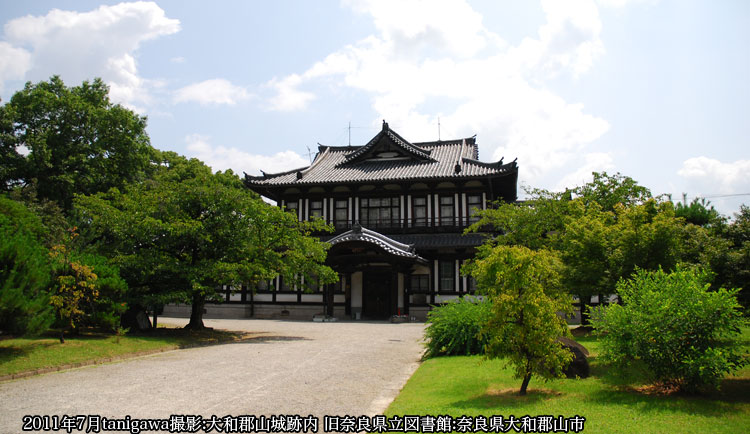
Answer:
top-left (596, 0), bottom-right (656, 8)
top-left (264, 0), bottom-right (610, 189)
top-left (678, 157), bottom-right (750, 195)
top-left (0, 42), bottom-right (31, 91)
top-left (170, 56), bottom-right (185, 64)
top-left (185, 134), bottom-right (309, 176)
top-left (1, 1), bottom-right (179, 110)
top-left (174, 79), bottom-right (252, 106)
top-left (554, 152), bottom-right (615, 191)
top-left (266, 74), bottom-right (316, 111)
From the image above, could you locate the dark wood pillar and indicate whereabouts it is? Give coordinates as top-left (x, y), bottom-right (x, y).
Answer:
top-left (345, 273), bottom-right (352, 317)
top-left (391, 270), bottom-right (398, 317)
top-left (326, 283), bottom-right (334, 316)
top-left (404, 270), bottom-right (411, 316)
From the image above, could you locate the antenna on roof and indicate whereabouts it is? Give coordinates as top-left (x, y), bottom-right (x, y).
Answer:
top-left (438, 117), bottom-right (441, 141)
top-left (305, 145), bottom-right (314, 164)
top-left (348, 121), bottom-right (351, 146)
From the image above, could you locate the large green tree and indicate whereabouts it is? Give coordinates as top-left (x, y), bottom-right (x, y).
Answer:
top-left (0, 196), bottom-right (55, 335)
top-left (573, 171), bottom-right (652, 212)
top-left (75, 153), bottom-right (337, 329)
top-left (465, 245), bottom-right (573, 395)
top-left (0, 76), bottom-right (155, 210)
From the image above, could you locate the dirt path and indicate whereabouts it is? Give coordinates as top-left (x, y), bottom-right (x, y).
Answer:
top-left (0, 318), bottom-right (425, 433)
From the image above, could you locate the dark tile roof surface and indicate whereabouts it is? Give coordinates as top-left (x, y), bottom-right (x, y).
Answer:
top-left (245, 139), bottom-right (516, 186)
top-left (327, 225), bottom-right (427, 263)
top-left (320, 232), bottom-right (489, 250)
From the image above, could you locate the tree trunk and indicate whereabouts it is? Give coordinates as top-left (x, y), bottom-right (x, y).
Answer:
top-left (520, 372), bottom-right (532, 395)
top-left (59, 330), bottom-right (65, 344)
top-left (579, 294), bottom-right (592, 326)
top-left (186, 294), bottom-right (206, 330)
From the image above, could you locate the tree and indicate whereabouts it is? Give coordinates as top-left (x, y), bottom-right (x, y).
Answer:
top-left (0, 196), bottom-right (54, 335)
top-left (74, 153), bottom-right (337, 329)
top-left (573, 171), bottom-right (652, 212)
top-left (673, 196), bottom-right (723, 228)
top-left (466, 187), bottom-right (570, 250)
top-left (591, 267), bottom-right (746, 393)
top-left (465, 245), bottom-right (573, 395)
top-left (0, 76), bottom-right (155, 209)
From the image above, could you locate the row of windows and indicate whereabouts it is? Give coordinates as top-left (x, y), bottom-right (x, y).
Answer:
top-left (286, 195), bottom-right (483, 226)
top-left (249, 266), bottom-right (475, 294)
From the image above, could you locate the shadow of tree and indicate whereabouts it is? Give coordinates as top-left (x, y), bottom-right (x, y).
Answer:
top-left (450, 387), bottom-right (563, 411)
top-left (237, 335), bottom-right (311, 344)
top-left (581, 385), bottom-right (748, 417)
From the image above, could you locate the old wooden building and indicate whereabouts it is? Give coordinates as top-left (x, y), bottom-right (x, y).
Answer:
top-left (199, 121), bottom-right (518, 320)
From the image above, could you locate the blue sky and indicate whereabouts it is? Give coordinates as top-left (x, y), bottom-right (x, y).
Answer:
top-left (1, 0), bottom-right (748, 216)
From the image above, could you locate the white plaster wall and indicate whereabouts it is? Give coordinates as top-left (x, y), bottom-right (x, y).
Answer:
top-left (435, 294), bottom-right (459, 303)
top-left (275, 294), bottom-right (297, 302)
top-left (253, 293), bottom-right (273, 302)
top-left (351, 271), bottom-right (363, 308)
top-left (301, 294), bottom-right (323, 303)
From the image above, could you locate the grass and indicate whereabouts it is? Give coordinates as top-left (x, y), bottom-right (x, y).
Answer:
top-left (0, 327), bottom-right (250, 378)
top-left (386, 328), bottom-right (750, 433)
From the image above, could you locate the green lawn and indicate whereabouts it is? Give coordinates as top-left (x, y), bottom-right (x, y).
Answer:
top-left (0, 327), bottom-right (250, 378)
top-left (386, 329), bottom-right (750, 433)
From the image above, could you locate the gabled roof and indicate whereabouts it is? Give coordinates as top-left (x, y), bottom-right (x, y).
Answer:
top-left (244, 122), bottom-right (516, 187)
top-left (342, 121), bottom-right (434, 164)
top-left (327, 224), bottom-right (427, 263)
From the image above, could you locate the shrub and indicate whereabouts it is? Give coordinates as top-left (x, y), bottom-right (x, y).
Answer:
top-left (423, 296), bottom-right (491, 358)
top-left (591, 267), bottom-right (747, 393)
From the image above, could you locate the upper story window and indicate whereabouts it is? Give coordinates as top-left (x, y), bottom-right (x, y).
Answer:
top-left (360, 197), bottom-right (400, 228)
top-left (412, 196), bottom-right (427, 227)
top-left (467, 194), bottom-right (482, 224)
top-left (334, 199), bottom-right (349, 230)
top-left (309, 200), bottom-right (323, 220)
top-left (439, 196), bottom-right (454, 226)
top-left (285, 201), bottom-right (299, 220)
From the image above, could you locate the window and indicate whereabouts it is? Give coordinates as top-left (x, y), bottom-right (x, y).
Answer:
top-left (467, 194), bottom-right (482, 224)
top-left (439, 196), bottom-right (454, 226)
top-left (410, 274), bottom-right (430, 293)
top-left (439, 260), bottom-right (455, 291)
top-left (257, 279), bottom-right (272, 292)
top-left (285, 200), bottom-right (299, 219)
top-left (360, 197), bottom-right (400, 228)
top-left (412, 196), bottom-right (427, 227)
top-left (309, 200), bottom-right (323, 220)
top-left (334, 199), bottom-right (348, 229)
top-left (467, 276), bottom-right (478, 293)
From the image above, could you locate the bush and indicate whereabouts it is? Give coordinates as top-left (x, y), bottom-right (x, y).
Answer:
top-left (423, 296), bottom-right (491, 358)
top-left (591, 267), bottom-right (747, 393)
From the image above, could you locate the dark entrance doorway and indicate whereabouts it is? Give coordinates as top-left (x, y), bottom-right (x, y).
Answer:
top-left (363, 270), bottom-right (392, 319)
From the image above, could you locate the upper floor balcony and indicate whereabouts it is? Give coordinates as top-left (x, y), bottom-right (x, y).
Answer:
top-left (314, 216), bottom-right (481, 235)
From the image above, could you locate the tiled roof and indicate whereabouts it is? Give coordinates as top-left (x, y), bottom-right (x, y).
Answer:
top-left (245, 124), bottom-right (516, 187)
top-left (327, 224), bottom-right (427, 263)
top-left (390, 233), bottom-right (488, 249)
top-left (320, 232), bottom-right (489, 250)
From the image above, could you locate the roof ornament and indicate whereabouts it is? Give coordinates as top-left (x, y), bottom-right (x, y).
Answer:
top-left (454, 162), bottom-right (462, 173)
top-left (296, 171), bottom-right (303, 180)
top-left (382, 119), bottom-right (388, 131)
top-left (352, 222), bottom-right (362, 233)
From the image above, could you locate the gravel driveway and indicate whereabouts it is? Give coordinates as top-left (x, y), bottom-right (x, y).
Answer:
top-left (0, 318), bottom-right (426, 433)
